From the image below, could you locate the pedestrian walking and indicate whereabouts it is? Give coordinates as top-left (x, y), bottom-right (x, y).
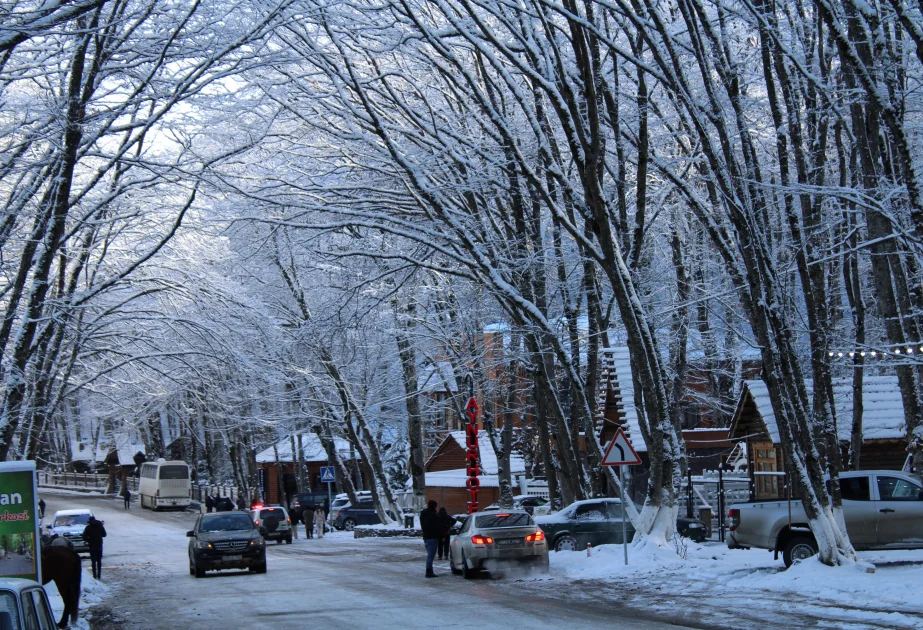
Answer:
top-left (302, 503), bottom-right (314, 539)
top-left (436, 507), bottom-right (454, 561)
top-left (420, 500), bottom-right (440, 577)
top-left (37, 498), bottom-right (45, 520)
top-left (123, 487), bottom-right (131, 510)
top-left (313, 505), bottom-right (326, 539)
top-left (82, 516), bottom-right (107, 580)
top-left (237, 495), bottom-right (247, 511)
top-left (205, 493), bottom-right (215, 513)
top-left (290, 508), bottom-right (299, 539)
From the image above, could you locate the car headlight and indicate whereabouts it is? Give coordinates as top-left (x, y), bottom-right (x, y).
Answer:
top-left (688, 523), bottom-right (703, 528)
top-left (196, 541), bottom-right (213, 549)
top-left (250, 538), bottom-right (264, 547)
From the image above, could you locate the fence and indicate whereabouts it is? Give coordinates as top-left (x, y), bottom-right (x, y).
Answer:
top-left (678, 469), bottom-right (751, 541)
top-left (36, 471), bottom-right (138, 492)
top-left (36, 471), bottom-right (238, 504)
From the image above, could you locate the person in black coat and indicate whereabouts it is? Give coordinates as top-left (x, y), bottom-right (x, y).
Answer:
top-left (122, 487), bottom-right (131, 510)
top-left (37, 498), bottom-right (46, 520)
top-left (302, 504), bottom-right (314, 539)
top-left (436, 507), bottom-right (455, 561)
top-left (205, 494), bottom-right (215, 513)
top-left (82, 516), bottom-right (107, 580)
top-left (420, 500), bottom-right (441, 577)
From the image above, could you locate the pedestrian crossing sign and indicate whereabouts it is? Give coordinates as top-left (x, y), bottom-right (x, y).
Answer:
top-left (320, 466), bottom-right (336, 483)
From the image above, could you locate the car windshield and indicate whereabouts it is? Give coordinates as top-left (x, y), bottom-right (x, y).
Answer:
top-left (159, 465), bottom-right (188, 480)
top-left (54, 513), bottom-right (90, 527)
top-left (476, 513), bottom-right (534, 528)
top-left (0, 591), bottom-right (21, 630)
top-left (258, 509), bottom-right (286, 519)
top-left (330, 499), bottom-right (349, 509)
top-left (200, 514), bottom-right (254, 532)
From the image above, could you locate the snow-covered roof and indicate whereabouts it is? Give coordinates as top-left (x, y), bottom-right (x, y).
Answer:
top-left (601, 347), bottom-right (646, 452)
top-left (743, 376), bottom-right (906, 443)
top-left (424, 469), bottom-right (500, 488)
top-left (71, 435), bottom-right (144, 465)
top-left (417, 361), bottom-right (458, 394)
top-left (445, 430), bottom-right (525, 474)
top-left (256, 433), bottom-right (355, 463)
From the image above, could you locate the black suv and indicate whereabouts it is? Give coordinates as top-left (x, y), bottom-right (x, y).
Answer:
top-left (187, 512), bottom-right (266, 577)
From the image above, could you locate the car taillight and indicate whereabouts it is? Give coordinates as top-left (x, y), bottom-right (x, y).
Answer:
top-left (471, 535), bottom-right (494, 545)
top-left (728, 509), bottom-right (740, 532)
top-left (526, 531), bottom-right (545, 542)
top-left (254, 519), bottom-right (260, 526)
top-left (286, 518), bottom-right (291, 523)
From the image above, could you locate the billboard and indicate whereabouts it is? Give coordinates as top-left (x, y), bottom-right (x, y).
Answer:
top-left (0, 460), bottom-right (40, 582)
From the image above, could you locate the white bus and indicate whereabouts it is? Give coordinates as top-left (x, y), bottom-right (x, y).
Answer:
top-left (138, 460), bottom-right (192, 510)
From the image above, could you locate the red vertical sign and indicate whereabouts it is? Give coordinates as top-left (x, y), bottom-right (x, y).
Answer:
top-left (465, 397), bottom-right (479, 514)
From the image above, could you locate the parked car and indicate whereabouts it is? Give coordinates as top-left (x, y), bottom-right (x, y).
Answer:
top-left (332, 500), bottom-right (380, 531)
top-left (187, 511), bottom-right (266, 577)
top-left (248, 505), bottom-right (292, 544)
top-left (326, 491), bottom-right (372, 529)
top-left (0, 578), bottom-right (57, 629)
top-left (484, 495), bottom-right (552, 516)
top-left (535, 499), bottom-right (634, 552)
top-left (449, 510), bottom-right (549, 578)
top-left (727, 470), bottom-right (923, 567)
top-left (289, 492), bottom-right (327, 524)
top-left (45, 509), bottom-right (95, 553)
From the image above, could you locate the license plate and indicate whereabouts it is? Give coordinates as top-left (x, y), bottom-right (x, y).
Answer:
top-left (224, 555), bottom-right (242, 561)
top-left (498, 538), bottom-right (523, 546)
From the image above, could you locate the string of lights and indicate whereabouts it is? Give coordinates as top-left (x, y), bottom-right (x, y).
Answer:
top-left (827, 345), bottom-right (923, 358)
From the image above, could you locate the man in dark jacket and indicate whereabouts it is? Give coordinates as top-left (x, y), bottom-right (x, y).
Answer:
top-left (82, 516), bottom-right (107, 580)
top-left (420, 500), bottom-right (441, 577)
top-left (123, 487), bottom-right (131, 510)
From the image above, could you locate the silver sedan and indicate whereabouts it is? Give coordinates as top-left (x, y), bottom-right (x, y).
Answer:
top-left (449, 510), bottom-right (550, 578)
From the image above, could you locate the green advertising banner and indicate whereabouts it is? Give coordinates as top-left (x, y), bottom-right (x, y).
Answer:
top-left (0, 461), bottom-right (40, 582)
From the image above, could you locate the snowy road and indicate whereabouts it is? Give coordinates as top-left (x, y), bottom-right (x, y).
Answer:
top-left (42, 492), bottom-right (686, 629)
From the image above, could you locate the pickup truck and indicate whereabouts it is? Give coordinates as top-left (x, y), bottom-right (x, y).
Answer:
top-left (727, 470), bottom-right (923, 567)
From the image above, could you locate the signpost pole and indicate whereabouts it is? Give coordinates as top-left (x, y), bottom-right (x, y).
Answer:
top-left (620, 464), bottom-right (628, 566)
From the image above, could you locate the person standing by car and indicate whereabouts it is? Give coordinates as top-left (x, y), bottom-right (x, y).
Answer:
top-left (420, 500), bottom-right (440, 577)
top-left (313, 505), bottom-right (326, 538)
top-left (82, 516), bottom-right (107, 580)
top-left (436, 507), bottom-right (454, 561)
top-left (122, 487), bottom-right (131, 510)
top-left (38, 498), bottom-right (46, 519)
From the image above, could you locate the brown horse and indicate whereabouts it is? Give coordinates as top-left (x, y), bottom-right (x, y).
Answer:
top-left (41, 545), bottom-right (82, 628)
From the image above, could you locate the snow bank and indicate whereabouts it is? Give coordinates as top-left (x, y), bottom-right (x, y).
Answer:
top-left (549, 540), bottom-right (923, 626)
top-left (46, 574), bottom-right (110, 628)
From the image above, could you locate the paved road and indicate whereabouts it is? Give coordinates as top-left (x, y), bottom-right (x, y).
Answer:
top-left (42, 492), bottom-right (692, 630)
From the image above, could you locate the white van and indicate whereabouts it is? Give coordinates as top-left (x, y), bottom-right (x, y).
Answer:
top-left (139, 460), bottom-right (191, 510)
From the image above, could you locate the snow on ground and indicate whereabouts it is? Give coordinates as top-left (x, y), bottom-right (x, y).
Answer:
top-left (46, 574), bottom-right (109, 630)
top-left (549, 538), bottom-right (923, 628)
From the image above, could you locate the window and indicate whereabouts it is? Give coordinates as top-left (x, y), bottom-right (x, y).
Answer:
top-left (27, 591), bottom-right (53, 630)
top-left (20, 592), bottom-right (38, 630)
top-left (200, 514), bottom-right (254, 532)
top-left (158, 465), bottom-right (188, 480)
top-left (0, 592), bottom-right (22, 630)
top-left (476, 513), bottom-right (534, 528)
top-left (877, 477), bottom-right (922, 501)
top-left (574, 503), bottom-right (607, 521)
top-left (828, 477), bottom-right (870, 501)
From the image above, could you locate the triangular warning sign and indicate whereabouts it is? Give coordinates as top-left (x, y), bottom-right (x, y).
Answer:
top-left (601, 428), bottom-right (642, 466)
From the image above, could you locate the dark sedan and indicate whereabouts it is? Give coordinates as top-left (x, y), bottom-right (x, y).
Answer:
top-left (187, 512), bottom-right (266, 577)
top-left (535, 499), bottom-right (709, 551)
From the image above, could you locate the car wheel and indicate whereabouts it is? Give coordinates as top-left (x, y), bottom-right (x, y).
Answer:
top-left (343, 518), bottom-right (357, 532)
top-left (783, 535), bottom-right (818, 568)
top-left (286, 536), bottom-right (293, 544)
top-left (449, 552), bottom-right (462, 575)
top-left (554, 534), bottom-right (578, 552)
top-left (461, 551), bottom-right (477, 580)
top-left (255, 560), bottom-right (267, 574)
top-left (194, 559), bottom-right (205, 578)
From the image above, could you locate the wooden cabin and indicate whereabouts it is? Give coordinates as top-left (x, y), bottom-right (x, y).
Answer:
top-left (255, 434), bottom-right (366, 506)
top-left (729, 376), bottom-right (909, 500)
top-left (424, 430), bottom-right (526, 514)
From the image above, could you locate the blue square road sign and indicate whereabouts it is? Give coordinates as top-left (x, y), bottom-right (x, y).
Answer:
top-left (320, 466), bottom-right (336, 483)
